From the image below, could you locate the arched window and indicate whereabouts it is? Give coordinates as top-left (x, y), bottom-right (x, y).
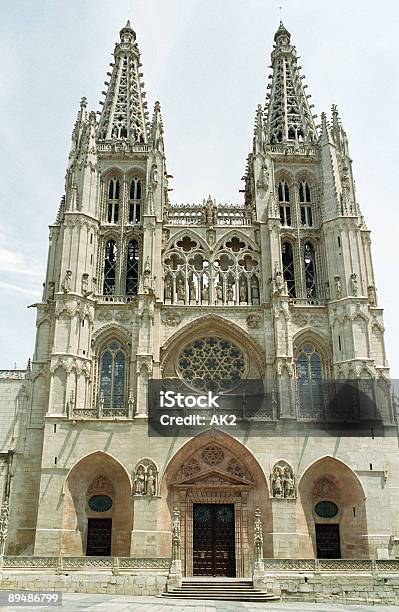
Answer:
top-left (299, 181), bottom-right (311, 203)
top-left (296, 344), bottom-right (323, 417)
top-left (278, 180), bottom-right (290, 202)
top-left (99, 341), bottom-right (126, 409)
top-left (107, 178), bottom-right (120, 223)
top-left (126, 239), bottom-right (140, 295)
top-left (103, 239), bottom-right (117, 295)
top-left (304, 242), bottom-right (317, 300)
top-left (299, 181), bottom-right (313, 226)
top-left (128, 178), bottom-right (142, 224)
top-left (278, 181), bottom-right (291, 226)
top-left (281, 241), bottom-right (296, 297)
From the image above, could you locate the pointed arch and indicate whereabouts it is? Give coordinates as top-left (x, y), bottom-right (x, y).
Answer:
top-left (214, 230), bottom-right (259, 253)
top-left (163, 229), bottom-right (209, 254)
top-left (160, 314), bottom-right (265, 378)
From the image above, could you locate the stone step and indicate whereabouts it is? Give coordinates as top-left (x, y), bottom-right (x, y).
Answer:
top-left (162, 578), bottom-right (280, 601)
top-left (163, 593), bottom-right (279, 601)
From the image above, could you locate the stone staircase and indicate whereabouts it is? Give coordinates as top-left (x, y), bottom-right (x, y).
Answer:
top-left (162, 578), bottom-right (280, 602)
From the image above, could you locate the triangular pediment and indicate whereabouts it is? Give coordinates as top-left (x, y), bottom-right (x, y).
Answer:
top-left (172, 467), bottom-right (254, 488)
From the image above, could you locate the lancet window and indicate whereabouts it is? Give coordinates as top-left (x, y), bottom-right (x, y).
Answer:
top-left (281, 241), bottom-right (296, 298)
top-left (99, 341), bottom-right (126, 410)
top-left (296, 343), bottom-right (323, 418)
top-left (163, 234), bottom-right (260, 305)
top-left (126, 239), bottom-right (140, 295)
top-left (304, 242), bottom-right (317, 300)
top-left (129, 178), bottom-right (142, 224)
top-left (103, 239), bottom-right (117, 295)
top-left (107, 178), bottom-right (120, 224)
top-left (278, 181), bottom-right (291, 227)
top-left (299, 181), bottom-right (313, 227)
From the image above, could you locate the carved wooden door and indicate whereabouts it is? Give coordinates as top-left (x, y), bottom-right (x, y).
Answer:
top-left (193, 504), bottom-right (235, 576)
top-left (316, 524), bottom-right (341, 558)
top-left (86, 518), bottom-right (112, 556)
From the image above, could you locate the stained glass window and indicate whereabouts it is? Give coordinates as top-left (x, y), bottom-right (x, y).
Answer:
top-left (100, 342), bottom-right (126, 409)
top-left (88, 495), bottom-right (113, 512)
top-left (297, 344), bottom-right (323, 418)
top-left (315, 501), bottom-right (338, 518)
top-left (126, 239), bottom-right (140, 295)
top-left (177, 337), bottom-right (245, 392)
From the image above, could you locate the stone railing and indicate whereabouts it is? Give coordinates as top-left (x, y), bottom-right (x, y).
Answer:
top-left (1, 556), bottom-right (171, 573)
top-left (166, 205), bottom-right (253, 226)
top-left (97, 142), bottom-right (150, 154)
top-left (96, 294), bottom-right (137, 304)
top-left (262, 558), bottom-right (399, 574)
top-left (0, 370), bottom-right (26, 380)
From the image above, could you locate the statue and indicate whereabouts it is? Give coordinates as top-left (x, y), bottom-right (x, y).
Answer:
top-left (201, 284), bottom-right (209, 303)
top-left (81, 273), bottom-right (90, 296)
top-left (350, 273), bottom-right (358, 296)
top-left (226, 281), bottom-right (234, 303)
top-left (47, 281), bottom-right (55, 302)
top-left (271, 466), bottom-right (283, 498)
top-left (143, 256), bottom-right (152, 292)
top-left (215, 282), bottom-right (223, 303)
top-left (283, 467), bottom-right (295, 498)
top-left (61, 270), bottom-right (72, 293)
top-left (134, 464), bottom-right (146, 495)
top-left (189, 280), bottom-right (196, 303)
top-left (176, 278), bottom-right (185, 302)
top-left (272, 266), bottom-right (286, 296)
top-left (239, 281), bottom-right (247, 303)
top-left (146, 465), bottom-right (157, 496)
top-left (368, 284), bottom-right (376, 306)
top-left (334, 274), bottom-right (341, 299)
top-left (164, 277), bottom-right (172, 301)
top-left (251, 277), bottom-right (259, 302)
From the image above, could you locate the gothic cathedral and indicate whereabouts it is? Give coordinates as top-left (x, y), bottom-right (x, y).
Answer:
top-left (1, 21), bottom-right (398, 577)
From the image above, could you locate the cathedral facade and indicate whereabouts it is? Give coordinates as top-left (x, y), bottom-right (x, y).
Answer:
top-left (1, 21), bottom-right (398, 578)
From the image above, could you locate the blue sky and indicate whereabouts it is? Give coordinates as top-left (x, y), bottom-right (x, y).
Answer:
top-left (0, 0), bottom-right (398, 375)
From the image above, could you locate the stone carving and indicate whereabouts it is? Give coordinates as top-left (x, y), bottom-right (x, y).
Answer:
top-left (81, 273), bottom-right (91, 296)
top-left (215, 282), bottom-right (223, 303)
top-left (368, 285), bottom-right (376, 306)
top-left (226, 281), bottom-right (234, 303)
top-left (176, 278), bottom-right (185, 302)
top-left (61, 270), bottom-right (72, 293)
top-left (133, 460), bottom-right (158, 496)
top-left (253, 508), bottom-right (263, 563)
top-left (164, 276), bottom-right (173, 301)
top-left (251, 277), bottom-right (260, 303)
top-left (271, 461), bottom-right (296, 498)
top-left (128, 389), bottom-right (135, 414)
top-left (247, 314), bottom-right (261, 329)
top-left (272, 265), bottom-right (286, 296)
top-left (0, 500), bottom-right (10, 555)
top-left (142, 256), bottom-right (153, 293)
top-left (47, 281), bottom-right (55, 302)
top-left (226, 458), bottom-right (247, 479)
top-left (162, 311), bottom-right (181, 327)
top-left (350, 273), bottom-right (358, 296)
top-left (334, 274), bottom-right (341, 299)
top-left (172, 507), bottom-right (181, 561)
top-left (189, 280), bottom-right (196, 303)
top-left (181, 457), bottom-right (201, 478)
top-left (201, 284), bottom-right (209, 303)
top-left (88, 474), bottom-right (114, 496)
top-left (313, 476), bottom-right (337, 499)
top-left (201, 445), bottom-right (224, 466)
top-left (291, 312), bottom-right (322, 328)
top-left (239, 281), bottom-right (247, 303)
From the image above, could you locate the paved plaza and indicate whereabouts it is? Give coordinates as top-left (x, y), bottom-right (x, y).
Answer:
top-left (2, 594), bottom-right (399, 612)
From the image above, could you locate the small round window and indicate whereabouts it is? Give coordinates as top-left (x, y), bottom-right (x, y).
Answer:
top-left (88, 495), bottom-right (113, 512)
top-left (315, 500), bottom-right (338, 518)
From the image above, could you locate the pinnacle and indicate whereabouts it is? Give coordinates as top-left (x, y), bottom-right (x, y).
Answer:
top-left (274, 20), bottom-right (291, 43)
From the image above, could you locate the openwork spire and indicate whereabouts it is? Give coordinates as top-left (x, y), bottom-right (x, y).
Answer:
top-left (97, 20), bottom-right (149, 143)
top-left (265, 22), bottom-right (317, 144)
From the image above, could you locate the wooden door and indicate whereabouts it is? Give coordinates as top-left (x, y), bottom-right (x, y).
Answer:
top-left (193, 504), bottom-right (235, 576)
top-left (316, 523), bottom-right (341, 558)
top-left (86, 518), bottom-right (112, 556)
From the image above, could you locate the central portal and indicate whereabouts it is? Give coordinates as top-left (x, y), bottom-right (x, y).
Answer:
top-left (193, 503), bottom-right (236, 576)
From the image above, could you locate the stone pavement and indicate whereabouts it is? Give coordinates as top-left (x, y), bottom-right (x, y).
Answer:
top-left (2, 594), bottom-right (399, 612)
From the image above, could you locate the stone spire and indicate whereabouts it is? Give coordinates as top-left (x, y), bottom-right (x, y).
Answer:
top-left (150, 101), bottom-right (164, 154)
top-left (264, 22), bottom-right (317, 144)
top-left (97, 20), bottom-right (149, 143)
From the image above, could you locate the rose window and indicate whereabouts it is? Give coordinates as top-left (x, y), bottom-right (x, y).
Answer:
top-left (177, 337), bottom-right (245, 392)
top-left (201, 445), bottom-right (225, 466)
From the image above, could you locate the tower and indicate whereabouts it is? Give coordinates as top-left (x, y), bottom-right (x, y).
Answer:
top-left (4, 19), bottom-right (397, 576)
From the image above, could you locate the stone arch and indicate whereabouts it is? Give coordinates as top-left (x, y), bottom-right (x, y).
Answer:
top-left (159, 429), bottom-right (271, 577)
top-left (91, 324), bottom-right (131, 355)
top-left (101, 166), bottom-right (124, 181)
top-left (61, 451), bottom-right (133, 556)
top-left (160, 314), bottom-right (265, 378)
top-left (214, 230), bottom-right (259, 253)
top-left (293, 329), bottom-right (332, 374)
top-left (297, 456), bottom-right (368, 559)
top-left (163, 229), bottom-right (209, 254)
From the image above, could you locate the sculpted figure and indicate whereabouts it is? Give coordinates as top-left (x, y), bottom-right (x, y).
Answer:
top-left (368, 285), bottom-right (376, 306)
top-left (239, 281), bottom-right (247, 302)
top-left (334, 274), bottom-right (341, 299)
top-left (189, 280), bottom-right (196, 303)
top-left (272, 467), bottom-right (283, 498)
top-left (215, 282), bottom-right (223, 303)
top-left (165, 277), bottom-right (172, 300)
top-left (350, 273), bottom-right (358, 296)
top-left (47, 281), bottom-right (55, 302)
top-left (61, 270), bottom-right (72, 293)
top-left (134, 465), bottom-right (146, 495)
top-left (176, 278), bottom-right (185, 302)
top-left (146, 466), bottom-right (156, 496)
top-left (251, 277), bottom-right (259, 301)
top-left (201, 284), bottom-right (209, 302)
top-left (283, 467), bottom-right (295, 498)
top-left (227, 281), bottom-right (234, 303)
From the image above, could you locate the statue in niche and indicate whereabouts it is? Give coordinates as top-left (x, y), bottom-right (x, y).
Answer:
top-left (134, 464), bottom-right (146, 495)
top-left (146, 465), bottom-right (157, 496)
top-left (272, 266), bottom-right (285, 296)
top-left (81, 273), bottom-right (91, 296)
top-left (271, 466), bottom-right (283, 498)
top-left (164, 277), bottom-right (172, 301)
top-left (226, 281), bottom-right (234, 303)
top-left (334, 274), bottom-right (341, 299)
top-left (47, 281), bottom-right (55, 302)
top-left (324, 281), bottom-right (330, 300)
top-left (201, 284), bottom-right (209, 303)
top-left (368, 285), bottom-right (376, 306)
top-left (283, 466), bottom-right (295, 498)
top-left (215, 282), bottom-right (223, 303)
top-left (61, 270), bottom-right (72, 293)
top-left (239, 281), bottom-right (247, 303)
top-left (189, 280), bottom-right (196, 303)
top-left (176, 278), bottom-right (185, 302)
top-left (143, 257), bottom-right (152, 292)
top-left (350, 273), bottom-right (358, 296)
top-left (251, 277), bottom-right (259, 302)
